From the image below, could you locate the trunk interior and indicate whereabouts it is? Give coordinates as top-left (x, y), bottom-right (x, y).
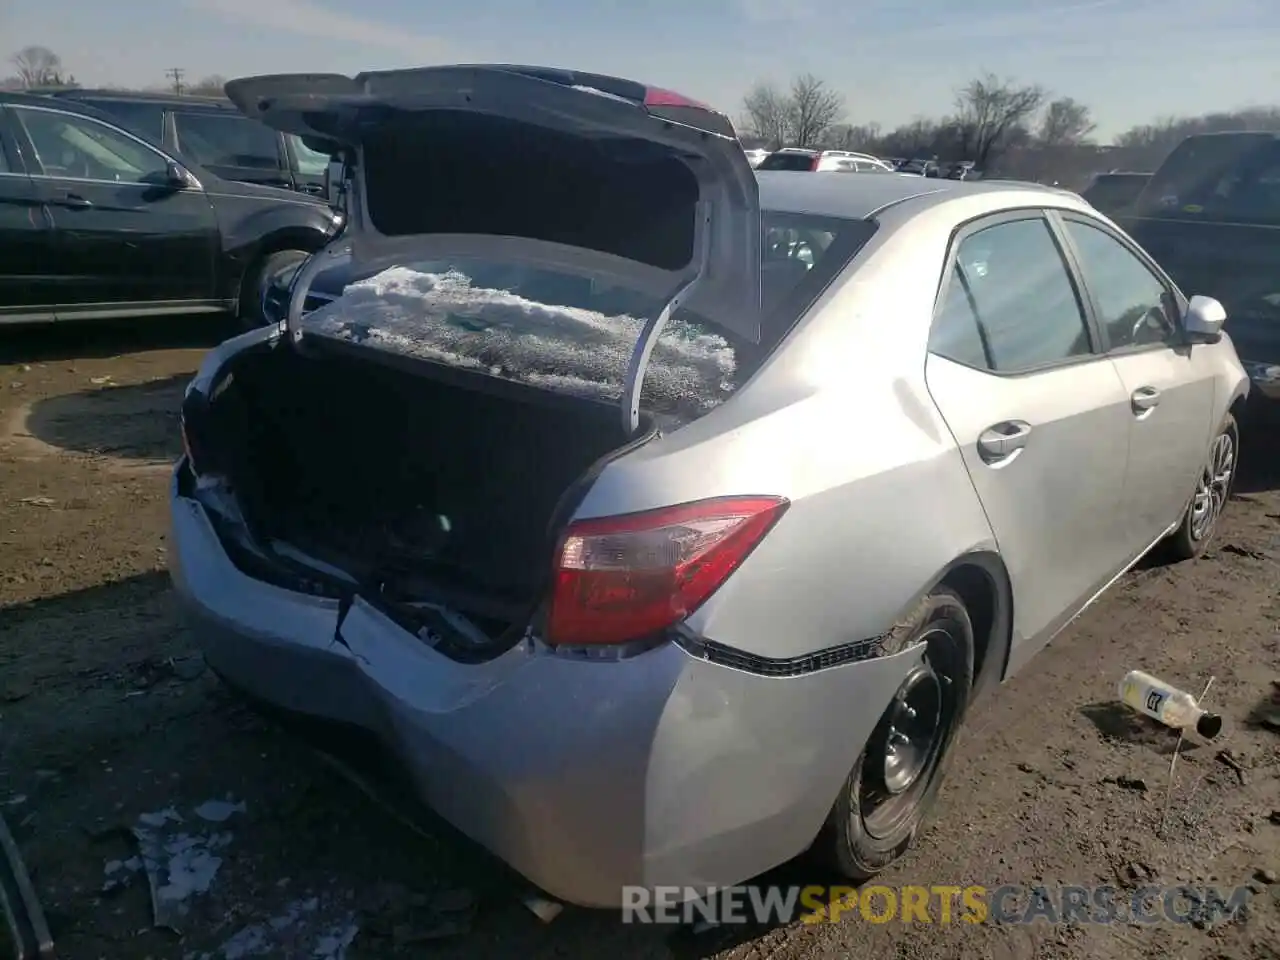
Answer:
top-left (201, 339), bottom-right (642, 633)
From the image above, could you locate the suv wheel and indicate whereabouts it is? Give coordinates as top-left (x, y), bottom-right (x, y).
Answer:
top-left (239, 249), bottom-right (311, 329)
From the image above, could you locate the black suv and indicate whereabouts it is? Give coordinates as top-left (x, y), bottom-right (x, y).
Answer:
top-left (0, 91), bottom-right (342, 326)
top-left (44, 89), bottom-right (332, 199)
top-left (1121, 132), bottom-right (1280, 411)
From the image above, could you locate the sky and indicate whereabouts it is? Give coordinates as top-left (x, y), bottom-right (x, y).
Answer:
top-left (3, 0), bottom-right (1277, 140)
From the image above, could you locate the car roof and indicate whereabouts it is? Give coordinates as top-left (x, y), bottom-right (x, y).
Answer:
top-left (42, 88), bottom-right (237, 110)
top-left (0, 89), bottom-right (162, 123)
top-left (757, 170), bottom-right (1079, 220)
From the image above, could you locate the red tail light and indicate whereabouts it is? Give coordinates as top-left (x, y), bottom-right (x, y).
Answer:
top-left (545, 496), bottom-right (789, 647)
top-left (810, 156), bottom-right (821, 171)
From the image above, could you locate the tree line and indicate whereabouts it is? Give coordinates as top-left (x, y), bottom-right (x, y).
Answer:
top-left (2, 46), bottom-right (227, 98)
top-left (6, 46), bottom-right (1279, 185)
top-left (742, 72), bottom-right (1280, 184)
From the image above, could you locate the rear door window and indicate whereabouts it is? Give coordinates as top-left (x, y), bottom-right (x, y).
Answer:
top-left (79, 99), bottom-right (165, 142)
top-left (300, 211), bottom-right (876, 422)
top-left (930, 216), bottom-right (1094, 372)
top-left (174, 112), bottom-right (283, 171)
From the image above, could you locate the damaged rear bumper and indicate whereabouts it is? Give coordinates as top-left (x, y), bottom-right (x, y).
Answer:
top-left (168, 465), bottom-right (918, 908)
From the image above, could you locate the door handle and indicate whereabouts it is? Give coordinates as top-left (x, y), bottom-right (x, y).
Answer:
top-left (56, 192), bottom-right (93, 209)
top-left (977, 420), bottom-right (1032, 463)
top-left (1130, 386), bottom-right (1161, 413)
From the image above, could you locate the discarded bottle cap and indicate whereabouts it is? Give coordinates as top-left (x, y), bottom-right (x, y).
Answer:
top-left (1196, 712), bottom-right (1223, 739)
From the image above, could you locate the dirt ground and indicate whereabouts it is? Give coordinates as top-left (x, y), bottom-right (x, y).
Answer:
top-left (0, 319), bottom-right (1278, 960)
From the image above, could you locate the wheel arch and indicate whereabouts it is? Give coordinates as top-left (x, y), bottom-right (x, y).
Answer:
top-left (934, 550), bottom-right (1013, 701)
top-left (234, 226), bottom-right (328, 313)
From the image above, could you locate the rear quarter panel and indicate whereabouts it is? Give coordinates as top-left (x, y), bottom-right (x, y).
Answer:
top-left (574, 204), bottom-right (1008, 660)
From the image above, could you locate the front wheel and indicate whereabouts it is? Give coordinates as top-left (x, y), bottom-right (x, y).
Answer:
top-left (238, 249), bottom-right (311, 329)
top-left (816, 587), bottom-right (974, 882)
top-left (1162, 413), bottom-right (1239, 561)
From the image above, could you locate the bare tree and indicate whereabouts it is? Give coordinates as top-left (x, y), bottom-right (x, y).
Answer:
top-left (1038, 97), bottom-right (1096, 147)
top-left (953, 73), bottom-right (1044, 167)
top-left (741, 82), bottom-right (791, 150)
top-left (186, 74), bottom-right (229, 98)
top-left (787, 73), bottom-right (844, 148)
top-left (11, 46), bottom-right (70, 88)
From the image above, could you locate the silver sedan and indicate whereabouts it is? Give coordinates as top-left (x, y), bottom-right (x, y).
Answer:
top-left (170, 65), bottom-right (1249, 909)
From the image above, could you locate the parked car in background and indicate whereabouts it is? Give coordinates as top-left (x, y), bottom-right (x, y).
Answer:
top-left (899, 157), bottom-right (940, 177)
top-left (743, 147), bottom-right (770, 168)
top-left (0, 91), bottom-right (342, 325)
top-left (1121, 132), bottom-right (1280, 409)
top-left (757, 147), bottom-right (894, 172)
top-left (1081, 170), bottom-right (1151, 218)
top-left (43, 89), bottom-right (335, 200)
top-left (172, 63), bottom-right (1248, 912)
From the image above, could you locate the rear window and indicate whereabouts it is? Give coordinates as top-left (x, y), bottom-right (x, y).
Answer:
top-left (757, 152), bottom-right (817, 171)
top-left (173, 112), bottom-right (282, 170)
top-left (1082, 174), bottom-right (1150, 214)
top-left (1136, 134), bottom-right (1280, 222)
top-left (299, 212), bottom-right (876, 424)
top-left (79, 99), bottom-right (165, 141)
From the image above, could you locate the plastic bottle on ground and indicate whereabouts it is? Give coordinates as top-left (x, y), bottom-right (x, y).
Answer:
top-left (1118, 670), bottom-right (1223, 738)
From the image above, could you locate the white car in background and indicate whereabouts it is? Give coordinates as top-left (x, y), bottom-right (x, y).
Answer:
top-left (758, 148), bottom-right (895, 173)
top-left (744, 147), bottom-right (770, 168)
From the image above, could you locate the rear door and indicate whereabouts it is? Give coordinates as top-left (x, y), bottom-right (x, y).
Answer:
top-left (924, 211), bottom-right (1133, 655)
top-left (1056, 213), bottom-right (1215, 552)
top-left (10, 103), bottom-right (219, 310)
top-left (0, 106), bottom-right (58, 320)
top-left (172, 110), bottom-right (295, 192)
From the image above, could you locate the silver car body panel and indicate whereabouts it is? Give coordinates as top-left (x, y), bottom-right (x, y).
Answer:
top-left (172, 171), bottom-right (1250, 906)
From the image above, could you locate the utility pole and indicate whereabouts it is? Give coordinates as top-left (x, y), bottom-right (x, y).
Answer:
top-left (165, 67), bottom-right (185, 95)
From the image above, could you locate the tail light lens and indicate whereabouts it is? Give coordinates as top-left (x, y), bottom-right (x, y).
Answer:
top-left (810, 157), bottom-right (820, 171)
top-left (545, 496), bottom-right (789, 647)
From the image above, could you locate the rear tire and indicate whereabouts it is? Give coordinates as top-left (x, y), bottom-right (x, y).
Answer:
top-left (1162, 413), bottom-right (1238, 562)
top-left (815, 587), bottom-right (974, 882)
top-left (239, 249), bottom-right (311, 329)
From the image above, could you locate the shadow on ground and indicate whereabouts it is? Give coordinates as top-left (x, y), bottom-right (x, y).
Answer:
top-left (0, 315), bottom-right (236, 365)
top-left (22, 373), bottom-right (190, 463)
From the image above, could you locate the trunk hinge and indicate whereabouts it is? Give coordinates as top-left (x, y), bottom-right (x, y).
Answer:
top-left (286, 239), bottom-right (352, 347)
top-left (620, 200), bottom-right (714, 437)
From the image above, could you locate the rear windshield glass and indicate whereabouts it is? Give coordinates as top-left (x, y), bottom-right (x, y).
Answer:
top-left (299, 212), bottom-right (877, 424)
top-left (1082, 174), bottom-right (1150, 213)
top-left (757, 152), bottom-right (817, 171)
top-left (1136, 135), bottom-right (1280, 222)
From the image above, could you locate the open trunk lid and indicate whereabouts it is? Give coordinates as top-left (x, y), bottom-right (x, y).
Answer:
top-left (225, 65), bottom-right (763, 346)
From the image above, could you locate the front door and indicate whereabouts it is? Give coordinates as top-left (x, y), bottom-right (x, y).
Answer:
top-left (11, 104), bottom-right (219, 313)
top-left (924, 212), bottom-right (1134, 658)
top-left (1057, 214), bottom-right (1217, 552)
top-left (0, 108), bottom-right (58, 320)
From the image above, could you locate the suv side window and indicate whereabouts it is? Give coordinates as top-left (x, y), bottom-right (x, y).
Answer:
top-left (1061, 219), bottom-right (1178, 350)
top-left (80, 99), bottom-right (165, 141)
top-left (930, 216), bottom-right (1093, 372)
top-left (173, 112), bottom-right (282, 171)
top-left (13, 107), bottom-right (169, 184)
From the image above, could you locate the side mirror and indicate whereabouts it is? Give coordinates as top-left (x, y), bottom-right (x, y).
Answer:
top-left (165, 160), bottom-right (190, 188)
top-left (1184, 295), bottom-right (1227, 343)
